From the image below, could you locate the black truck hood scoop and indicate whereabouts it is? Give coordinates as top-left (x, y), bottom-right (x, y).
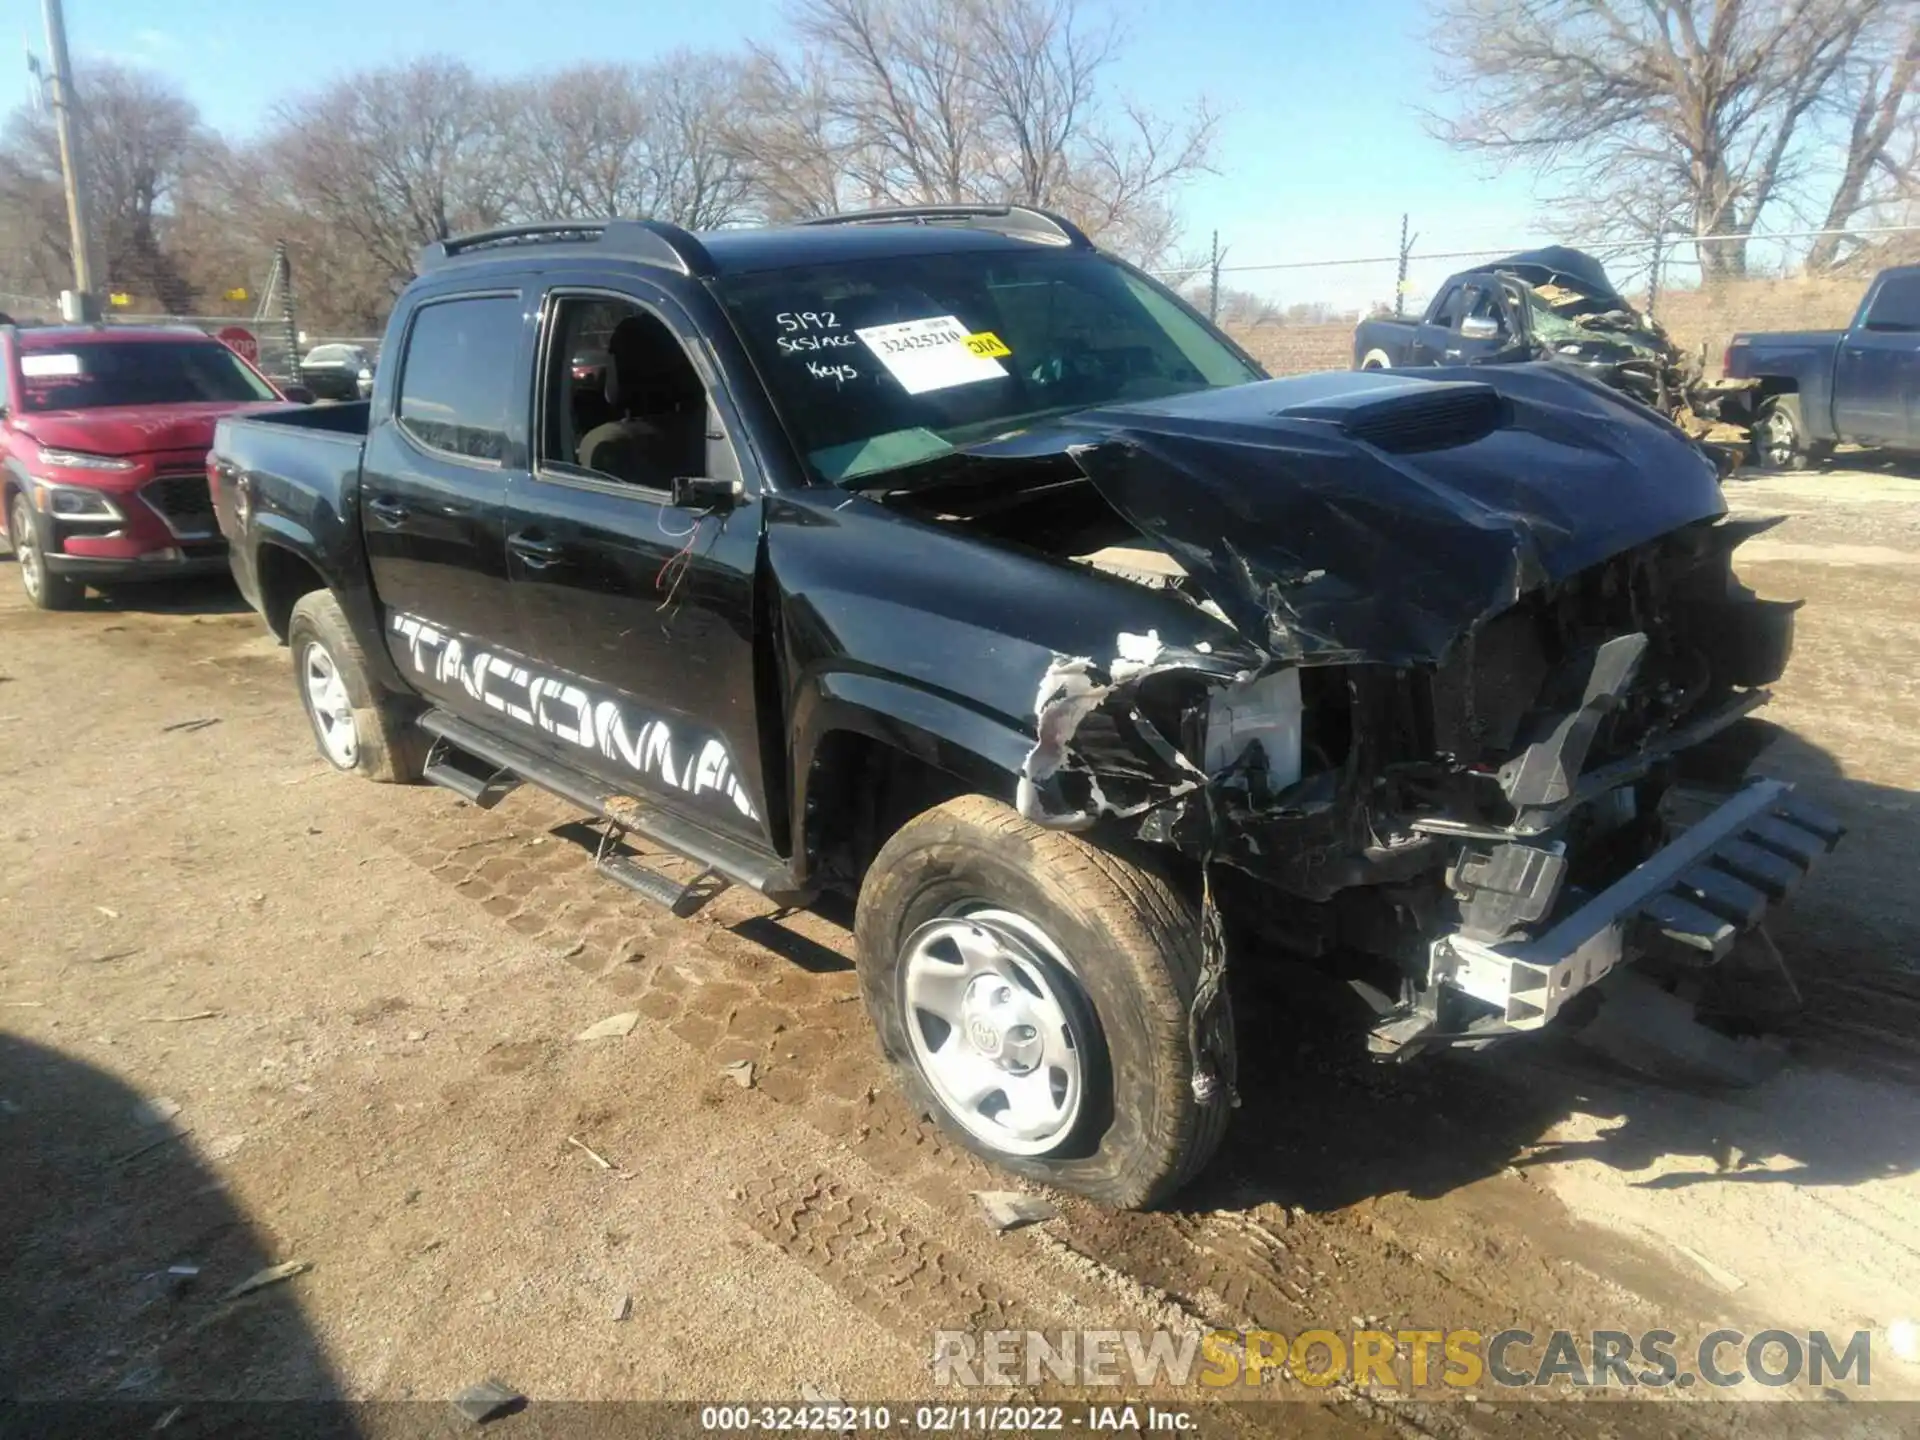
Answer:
top-left (916, 366), bottom-right (1726, 667)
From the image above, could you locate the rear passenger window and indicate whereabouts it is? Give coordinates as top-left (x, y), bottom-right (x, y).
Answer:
top-left (397, 295), bottom-right (524, 461)
top-left (1863, 276), bottom-right (1920, 332)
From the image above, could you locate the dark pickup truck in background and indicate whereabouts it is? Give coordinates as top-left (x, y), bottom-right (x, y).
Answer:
top-left (1349, 247), bottom-right (1729, 429)
top-left (1722, 265), bottom-right (1920, 469)
top-left (211, 207), bottom-right (1838, 1209)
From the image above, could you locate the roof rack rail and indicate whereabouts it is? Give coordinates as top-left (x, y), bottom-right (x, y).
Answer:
top-left (799, 205), bottom-right (1092, 250)
top-left (415, 218), bottom-right (716, 278)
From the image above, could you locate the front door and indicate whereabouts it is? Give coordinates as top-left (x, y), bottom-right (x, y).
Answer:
top-left (362, 285), bottom-right (535, 720)
top-left (1833, 272), bottom-right (1920, 447)
top-left (501, 279), bottom-right (774, 849)
top-left (1413, 283), bottom-right (1465, 366)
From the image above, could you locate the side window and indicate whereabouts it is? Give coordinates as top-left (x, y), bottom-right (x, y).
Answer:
top-left (1429, 285), bottom-right (1463, 328)
top-left (396, 295), bottom-right (524, 462)
top-left (538, 293), bottom-right (714, 491)
top-left (1863, 275), bottom-right (1920, 332)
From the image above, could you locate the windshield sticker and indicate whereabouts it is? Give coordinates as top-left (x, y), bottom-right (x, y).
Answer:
top-left (20, 354), bottom-right (82, 378)
top-left (964, 331), bottom-right (1012, 358)
top-left (855, 315), bottom-right (1009, 395)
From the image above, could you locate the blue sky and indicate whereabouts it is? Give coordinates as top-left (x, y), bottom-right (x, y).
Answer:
top-left (2, 0), bottom-right (1553, 308)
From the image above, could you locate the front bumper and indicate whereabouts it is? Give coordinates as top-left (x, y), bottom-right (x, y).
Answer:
top-left (1376, 780), bottom-right (1842, 1053)
top-left (46, 544), bottom-right (229, 583)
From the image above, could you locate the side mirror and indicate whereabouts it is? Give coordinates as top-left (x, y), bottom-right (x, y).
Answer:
top-left (1459, 315), bottom-right (1501, 341)
top-left (281, 384), bottom-right (316, 405)
top-left (671, 475), bottom-right (743, 511)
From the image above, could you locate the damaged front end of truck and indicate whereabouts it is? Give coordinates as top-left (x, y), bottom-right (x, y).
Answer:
top-left (1488, 247), bottom-right (1754, 441)
top-left (874, 366), bottom-right (1843, 1065)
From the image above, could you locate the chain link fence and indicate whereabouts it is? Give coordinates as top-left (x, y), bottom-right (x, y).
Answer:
top-left (1152, 221), bottom-right (1920, 377)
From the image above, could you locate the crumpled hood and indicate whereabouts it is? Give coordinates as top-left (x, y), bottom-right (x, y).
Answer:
top-left (959, 365), bottom-right (1725, 667)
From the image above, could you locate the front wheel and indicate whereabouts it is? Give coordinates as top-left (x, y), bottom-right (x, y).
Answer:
top-left (9, 494), bottom-right (83, 611)
top-left (854, 795), bottom-right (1234, 1209)
top-left (286, 589), bottom-right (425, 783)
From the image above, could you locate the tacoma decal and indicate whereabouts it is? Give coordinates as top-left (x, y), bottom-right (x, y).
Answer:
top-left (389, 612), bottom-right (756, 820)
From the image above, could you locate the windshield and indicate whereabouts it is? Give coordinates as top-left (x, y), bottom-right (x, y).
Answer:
top-left (718, 249), bottom-right (1262, 483)
top-left (17, 341), bottom-right (278, 413)
top-left (1521, 288), bottom-right (1658, 353)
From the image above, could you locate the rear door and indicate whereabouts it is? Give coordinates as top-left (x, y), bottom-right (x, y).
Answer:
top-left (499, 275), bottom-right (774, 848)
top-left (1833, 272), bottom-right (1920, 446)
top-left (360, 284), bottom-right (537, 720)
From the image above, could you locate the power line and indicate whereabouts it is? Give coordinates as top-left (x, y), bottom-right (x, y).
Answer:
top-left (1152, 223), bottom-right (1920, 279)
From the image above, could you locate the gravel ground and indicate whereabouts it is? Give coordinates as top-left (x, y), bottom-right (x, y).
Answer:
top-left (2, 462), bottom-right (1918, 1434)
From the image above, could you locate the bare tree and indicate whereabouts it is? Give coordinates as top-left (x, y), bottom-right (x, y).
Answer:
top-left (263, 58), bottom-right (512, 292)
top-left (1806, 15), bottom-right (1920, 269)
top-left (728, 52), bottom-right (856, 218)
top-left (1426, 0), bottom-right (1893, 280)
top-left (0, 63), bottom-right (207, 307)
top-left (745, 0), bottom-right (1218, 264)
top-left (498, 57), bottom-right (757, 228)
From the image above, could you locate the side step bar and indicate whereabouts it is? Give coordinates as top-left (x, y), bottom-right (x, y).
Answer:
top-left (416, 708), bottom-right (813, 908)
top-left (422, 736), bottom-right (524, 809)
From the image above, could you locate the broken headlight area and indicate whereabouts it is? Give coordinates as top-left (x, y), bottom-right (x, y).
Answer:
top-left (1016, 510), bottom-right (1822, 1058)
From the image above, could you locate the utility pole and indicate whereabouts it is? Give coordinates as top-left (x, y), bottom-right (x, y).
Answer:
top-left (42, 0), bottom-right (99, 322)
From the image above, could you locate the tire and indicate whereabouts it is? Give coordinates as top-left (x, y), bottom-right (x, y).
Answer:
top-left (1751, 395), bottom-right (1810, 472)
top-left (1359, 349), bottom-right (1392, 371)
top-left (854, 794), bottom-right (1234, 1209)
top-left (9, 493), bottom-right (83, 611)
top-left (286, 589), bottom-right (425, 783)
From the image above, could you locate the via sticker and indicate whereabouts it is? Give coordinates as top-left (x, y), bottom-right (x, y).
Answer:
top-left (20, 353), bottom-right (82, 378)
top-left (964, 331), bottom-right (1011, 359)
top-left (855, 315), bottom-right (1008, 395)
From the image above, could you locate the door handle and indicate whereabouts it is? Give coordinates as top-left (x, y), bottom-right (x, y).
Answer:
top-left (1443, 348), bottom-right (1462, 359)
top-left (508, 531), bottom-right (566, 568)
top-left (366, 496), bottom-right (411, 526)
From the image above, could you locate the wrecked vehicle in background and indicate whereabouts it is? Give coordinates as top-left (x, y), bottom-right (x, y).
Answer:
top-left (1351, 247), bottom-right (1747, 440)
top-left (212, 207), bottom-right (1840, 1211)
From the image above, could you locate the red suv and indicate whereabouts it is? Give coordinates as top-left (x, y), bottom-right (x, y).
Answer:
top-left (1, 323), bottom-right (298, 610)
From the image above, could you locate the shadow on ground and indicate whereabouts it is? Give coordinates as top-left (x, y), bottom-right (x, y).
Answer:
top-left (1180, 723), bottom-right (1920, 1215)
top-left (0, 553), bottom-right (249, 617)
top-left (0, 1032), bottom-right (350, 1418)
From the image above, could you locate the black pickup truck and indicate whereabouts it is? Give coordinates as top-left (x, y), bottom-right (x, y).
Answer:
top-left (1722, 265), bottom-right (1920, 469)
top-left (212, 207), bottom-right (1839, 1208)
top-left (1351, 248), bottom-right (1727, 429)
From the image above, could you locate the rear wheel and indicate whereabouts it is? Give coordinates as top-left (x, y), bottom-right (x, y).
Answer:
top-left (9, 493), bottom-right (83, 611)
top-left (1359, 349), bottom-right (1392, 371)
top-left (1751, 395), bottom-right (1819, 472)
top-left (854, 794), bottom-right (1234, 1209)
top-left (287, 589), bottom-right (425, 783)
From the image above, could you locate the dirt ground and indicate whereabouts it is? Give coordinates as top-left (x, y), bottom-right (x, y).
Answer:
top-left (3, 461), bottom-right (1920, 1435)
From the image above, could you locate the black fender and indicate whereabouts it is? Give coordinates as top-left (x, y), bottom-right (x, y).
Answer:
top-left (785, 667), bottom-right (1033, 883)
top-left (224, 439), bottom-right (406, 694)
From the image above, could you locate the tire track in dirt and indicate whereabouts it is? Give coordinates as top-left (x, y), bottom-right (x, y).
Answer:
top-left (369, 785), bottom-right (1884, 1433)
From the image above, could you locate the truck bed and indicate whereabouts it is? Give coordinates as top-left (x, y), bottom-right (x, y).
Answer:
top-left (211, 400), bottom-right (375, 633)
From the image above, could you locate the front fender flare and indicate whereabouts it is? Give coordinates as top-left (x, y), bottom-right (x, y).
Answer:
top-left (787, 668), bottom-right (1034, 875)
